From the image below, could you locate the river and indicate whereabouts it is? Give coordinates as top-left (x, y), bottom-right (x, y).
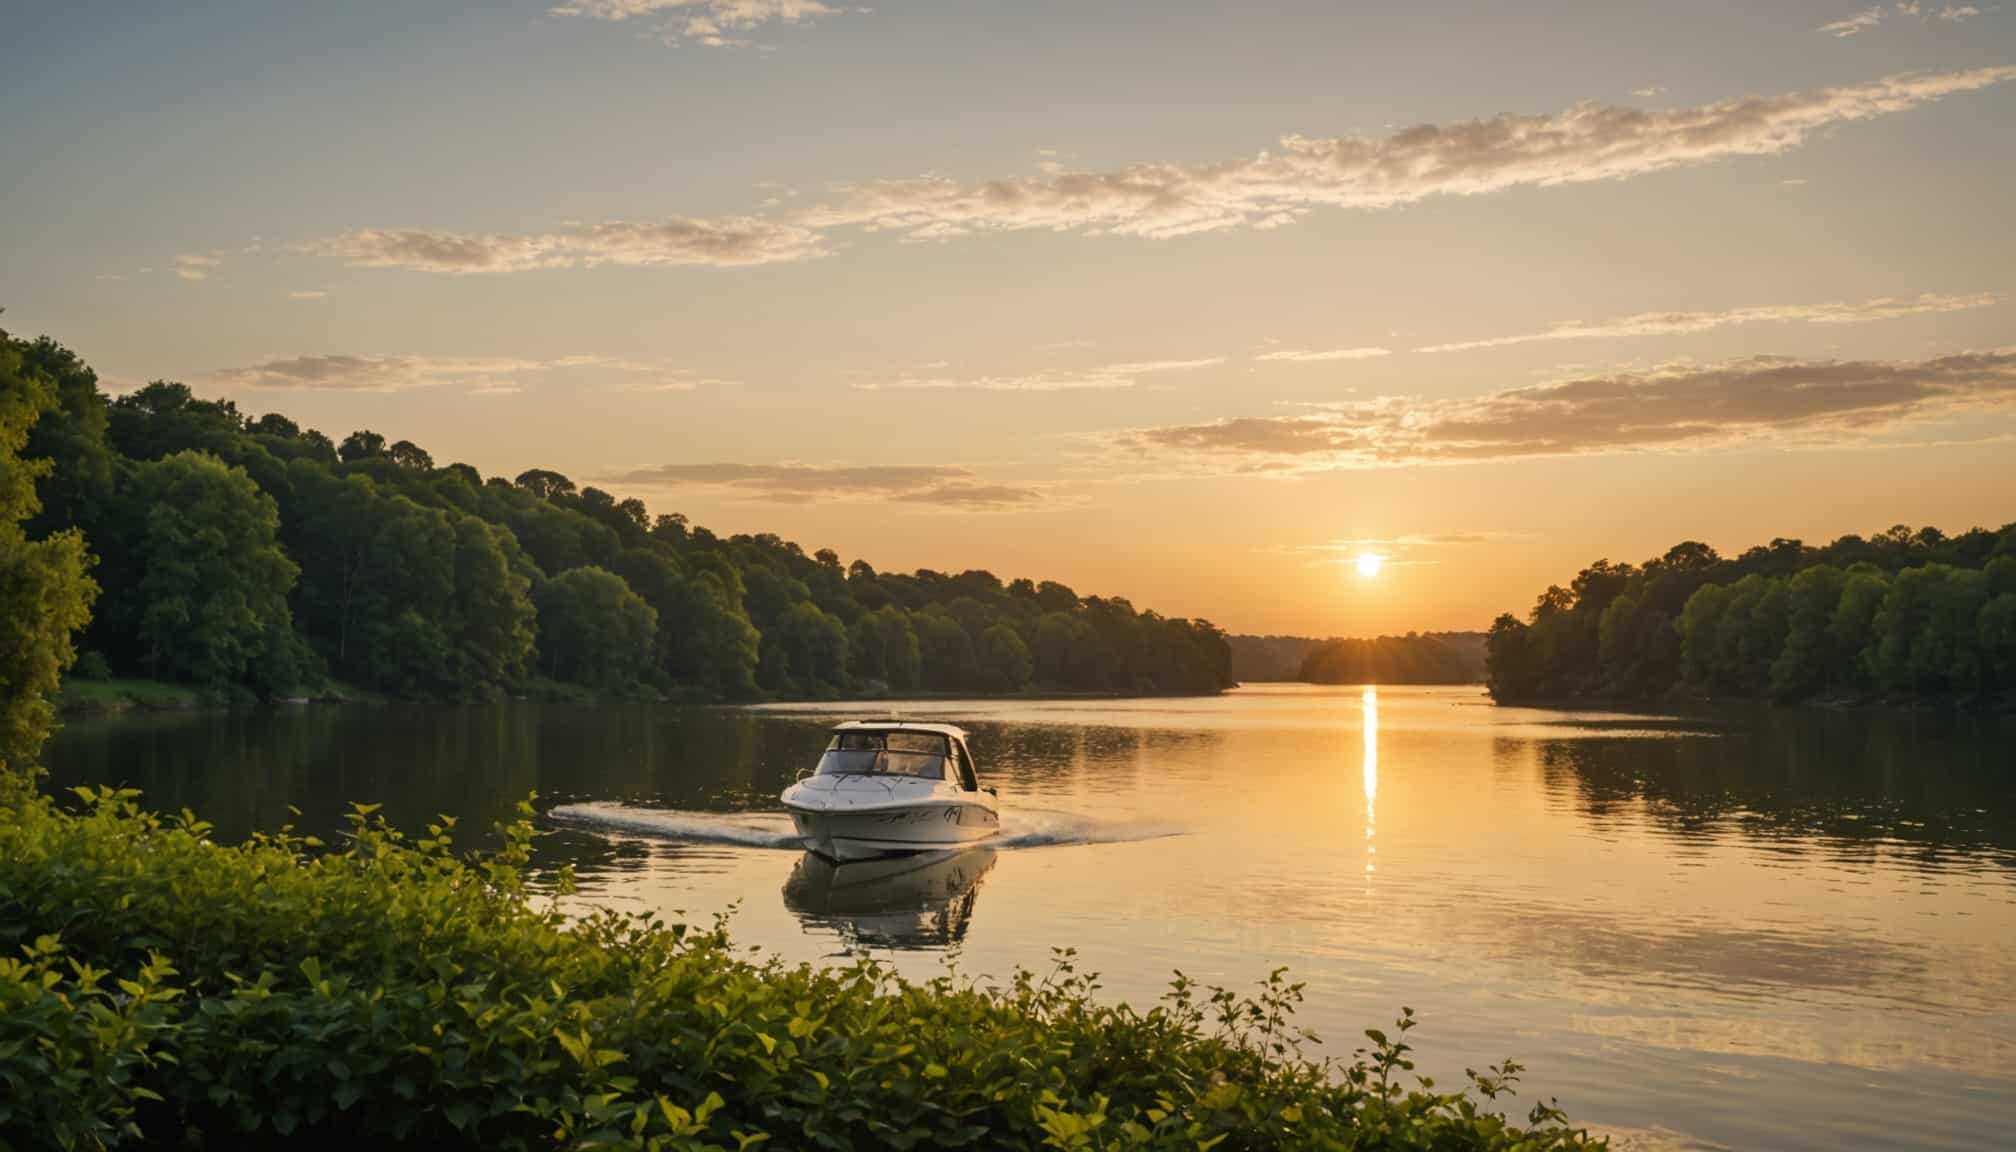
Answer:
top-left (41, 685), bottom-right (2016, 1151)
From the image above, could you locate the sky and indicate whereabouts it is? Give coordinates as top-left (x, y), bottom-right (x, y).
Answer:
top-left (2, 0), bottom-right (2013, 637)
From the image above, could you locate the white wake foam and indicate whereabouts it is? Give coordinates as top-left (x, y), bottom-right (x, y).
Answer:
top-left (548, 801), bottom-right (1183, 852)
top-left (548, 802), bottom-right (802, 849)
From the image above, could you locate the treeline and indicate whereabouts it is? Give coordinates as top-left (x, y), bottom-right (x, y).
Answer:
top-left (1298, 632), bottom-right (1487, 685)
top-left (1486, 526), bottom-right (2016, 705)
top-left (2, 328), bottom-right (1232, 704)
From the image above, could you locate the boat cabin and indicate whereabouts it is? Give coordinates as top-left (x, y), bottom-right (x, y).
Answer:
top-left (817, 721), bottom-right (982, 792)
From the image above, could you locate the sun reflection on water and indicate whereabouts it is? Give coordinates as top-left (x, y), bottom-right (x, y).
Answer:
top-left (1363, 686), bottom-right (1378, 884)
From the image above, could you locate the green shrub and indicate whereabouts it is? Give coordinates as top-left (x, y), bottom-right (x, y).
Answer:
top-left (0, 788), bottom-right (1604, 1151)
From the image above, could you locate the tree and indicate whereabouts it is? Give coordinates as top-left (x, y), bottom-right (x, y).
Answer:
top-left (1870, 564), bottom-right (1989, 695)
top-left (123, 452), bottom-right (299, 687)
top-left (1485, 614), bottom-right (1536, 700)
top-left (1770, 565), bottom-right (1848, 700)
top-left (338, 430), bottom-right (386, 462)
top-left (761, 601), bottom-right (849, 695)
top-left (1033, 611), bottom-right (1105, 690)
top-left (387, 439), bottom-right (434, 471)
top-left (448, 517), bottom-right (537, 694)
top-left (247, 413), bottom-right (300, 439)
top-left (513, 469), bottom-right (575, 500)
top-left (847, 605), bottom-right (920, 690)
top-left (914, 611), bottom-right (979, 690)
top-left (978, 623), bottom-right (1033, 692)
top-left (533, 567), bottom-right (657, 691)
top-left (13, 335), bottom-right (117, 542)
top-left (0, 340), bottom-right (98, 771)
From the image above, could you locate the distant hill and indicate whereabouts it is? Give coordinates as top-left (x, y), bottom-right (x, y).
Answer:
top-left (1232, 632), bottom-right (1488, 685)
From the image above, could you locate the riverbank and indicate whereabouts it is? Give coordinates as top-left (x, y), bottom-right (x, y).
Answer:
top-left (0, 783), bottom-right (1602, 1150)
top-left (55, 677), bottom-right (384, 714)
top-left (54, 676), bottom-right (1229, 716)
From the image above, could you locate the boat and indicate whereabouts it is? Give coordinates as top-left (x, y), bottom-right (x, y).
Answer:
top-left (781, 721), bottom-right (1000, 861)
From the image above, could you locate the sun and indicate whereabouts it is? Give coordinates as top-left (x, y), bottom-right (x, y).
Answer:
top-left (1355, 552), bottom-right (1384, 579)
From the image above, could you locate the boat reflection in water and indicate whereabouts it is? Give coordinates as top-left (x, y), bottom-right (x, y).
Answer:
top-left (782, 845), bottom-right (998, 950)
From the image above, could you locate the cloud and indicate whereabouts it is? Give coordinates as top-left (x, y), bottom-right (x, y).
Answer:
top-left (1255, 346), bottom-right (1393, 363)
top-left (1416, 291), bottom-right (1996, 354)
top-left (598, 462), bottom-right (1046, 510)
top-left (802, 68), bottom-right (2015, 242)
top-left (853, 356), bottom-right (1223, 392)
top-left (300, 68), bottom-right (2012, 276)
top-left (316, 217), bottom-right (825, 272)
top-left (1820, 6), bottom-right (1885, 35)
top-left (1108, 349), bottom-right (2016, 470)
top-left (175, 254), bottom-right (221, 282)
top-left (210, 354), bottom-right (701, 393)
top-left (549, 0), bottom-right (840, 48)
top-left (288, 290), bottom-right (329, 300)
top-left (1822, 2), bottom-right (1984, 35)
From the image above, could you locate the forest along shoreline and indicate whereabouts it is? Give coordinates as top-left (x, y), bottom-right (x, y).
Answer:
top-left (7, 327), bottom-right (1232, 712)
top-left (1484, 529), bottom-right (2016, 712)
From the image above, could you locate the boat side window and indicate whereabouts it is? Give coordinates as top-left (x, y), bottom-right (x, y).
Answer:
top-left (952, 741), bottom-right (978, 791)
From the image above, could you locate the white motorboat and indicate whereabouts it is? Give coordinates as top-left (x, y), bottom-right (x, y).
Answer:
top-left (781, 721), bottom-right (1000, 861)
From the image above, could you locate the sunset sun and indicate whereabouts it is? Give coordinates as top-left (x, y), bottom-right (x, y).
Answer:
top-left (1355, 552), bottom-right (1385, 580)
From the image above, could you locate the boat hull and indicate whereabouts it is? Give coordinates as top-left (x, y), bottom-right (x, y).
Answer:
top-left (786, 801), bottom-right (1000, 861)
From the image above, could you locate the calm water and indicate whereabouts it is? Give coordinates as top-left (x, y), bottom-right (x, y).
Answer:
top-left (42, 686), bottom-right (2016, 1151)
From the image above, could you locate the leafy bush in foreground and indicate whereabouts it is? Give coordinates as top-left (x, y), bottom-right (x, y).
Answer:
top-left (0, 788), bottom-right (1603, 1151)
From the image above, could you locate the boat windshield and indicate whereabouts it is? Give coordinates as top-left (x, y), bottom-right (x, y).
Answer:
top-left (816, 731), bottom-right (949, 780)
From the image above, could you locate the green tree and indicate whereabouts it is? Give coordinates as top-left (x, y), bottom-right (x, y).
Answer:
top-left (761, 601), bottom-right (849, 695)
top-left (1870, 564), bottom-right (1989, 695)
top-left (1033, 611), bottom-right (1106, 690)
top-left (449, 517), bottom-right (538, 692)
top-left (1769, 565), bottom-right (1849, 700)
top-left (387, 439), bottom-right (434, 470)
top-left (534, 567), bottom-right (657, 691)
top-left (12, 335), bottom-right (117, 542)
top-left (338, 430), bottom-right (386, 462)
top-left (914, 610), bottom-right (979, 690)
top-left (125, 451), bottom-right (298, 687)
top-left (1829, 566), bottom-right (1890, 692)
top-left (1484, 614), bottom-right (1536, 700)
top-left (0, 342), bottom-right (98, 771)
top-left (847, 605), bottom-right (921, 690)
top-left (978, 623), bottom-right (1033, 692)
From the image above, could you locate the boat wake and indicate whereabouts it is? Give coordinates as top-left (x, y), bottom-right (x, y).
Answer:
top-left (548, 802), bottom-right (801, 849)
top-left (994, 808), bottom-right (1185, 850)
top-left (548, 801), bottom-right (1182, 853)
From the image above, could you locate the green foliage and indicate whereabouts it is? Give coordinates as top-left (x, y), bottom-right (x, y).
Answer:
top-left (0, 340), bottom-right (99, 771)
top-left (0, 788), bottom-right (1603, 1151)
top-left (122, 451), bottom-right (300, 688)
top-left (760, 601), bottom-right (850, 696)
top-left (535, 568), bottom-right (657, 691)
top-left (978, 623), bottom-right (1033, 692)
top-left (1488, 527), bottom-right (2016, 706)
